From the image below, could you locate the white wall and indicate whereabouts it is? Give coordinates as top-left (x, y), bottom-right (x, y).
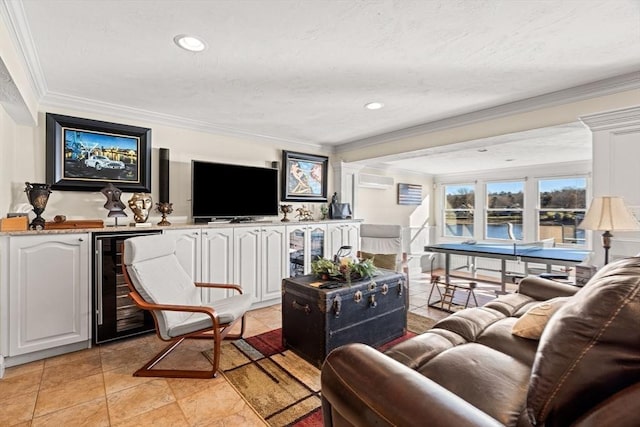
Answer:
top-left (352, 167), bottom-right (434, 257)
top-left (0, 107), bottom-right (335, 225)
top-left (0, 107), bottom-right (15, 215)
top-left (356, 169), bottom-right (432, 226)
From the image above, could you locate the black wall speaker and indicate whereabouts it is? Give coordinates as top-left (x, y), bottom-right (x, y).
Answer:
top-left (159, 148), bottom-right (170, 203)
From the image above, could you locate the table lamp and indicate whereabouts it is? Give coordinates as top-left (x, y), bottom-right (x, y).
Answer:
top-left (578, 196), bottom-right (640, 265)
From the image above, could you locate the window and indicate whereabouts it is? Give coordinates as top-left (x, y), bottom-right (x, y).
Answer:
top-left (444, 184), bottom-right (474, 237)
top-left (538, 177), bottom-right (587, 246)
top-left (486, 181), bottom-right (524, 240)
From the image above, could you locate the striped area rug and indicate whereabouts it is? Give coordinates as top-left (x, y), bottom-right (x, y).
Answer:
top-left (204, 312), bottom-right (437, 426)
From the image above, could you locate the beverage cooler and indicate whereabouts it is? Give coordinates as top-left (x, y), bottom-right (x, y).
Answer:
top-left (93, 230), bottom-right (162, 344)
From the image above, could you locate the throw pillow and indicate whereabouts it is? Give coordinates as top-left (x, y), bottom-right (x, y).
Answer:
top-left (511, 296), bottom-right (570, 340)
top-left (359, 251), bottom-right (398, 270)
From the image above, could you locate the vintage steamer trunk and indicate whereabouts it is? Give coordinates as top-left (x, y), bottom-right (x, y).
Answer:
top-left (282, 270), bottom-right (407, 368)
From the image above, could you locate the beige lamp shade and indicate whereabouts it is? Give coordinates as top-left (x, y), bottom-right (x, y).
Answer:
top-left (578, 196), bottom-right (640, 231)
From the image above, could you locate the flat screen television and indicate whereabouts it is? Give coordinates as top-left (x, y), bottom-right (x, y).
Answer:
top-left (191, 160), bottom-right (279, 221)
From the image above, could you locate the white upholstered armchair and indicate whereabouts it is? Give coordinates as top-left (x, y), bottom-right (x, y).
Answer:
top-left (122, 234), bottom-right (253, 378)
top-left (358, 224), bottom-right (409, 280)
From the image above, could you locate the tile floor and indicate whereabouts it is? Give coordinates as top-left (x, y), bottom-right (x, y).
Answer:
top-left (0, 271), bottom-right (500, 426)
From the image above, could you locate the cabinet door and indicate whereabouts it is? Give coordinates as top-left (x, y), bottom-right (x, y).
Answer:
top-left (201, 228), bottom-right (234, 302)
top-left (164, 228), bottom-right (202, 282)
top-left (306, 224), bottom-right (327, 274)
top-left (261, 225), bottom-right (287, 301)
top-left (287, 224), bottom-right (327, 276)
top-left (327, 223), bottom-right (344, 258)
top-left (327, 222), bottom-right (361, 257)
top-left (342, 223), bottom-right (361, 252)
top-left (234, 227), bottom-right (262, 304)
top-left (9, 234), bottom-right (89, 356)
top-left (286, 225), bottom-right (307, 277)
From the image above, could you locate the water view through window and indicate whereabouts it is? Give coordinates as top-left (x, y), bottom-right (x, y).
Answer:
top-left (538, 177), bottom-right (587, 245)
top-left (443, 177), bottom-right (587, 246)
top-left (487, 181), bottom-right (524, 240)
top-left (444, 184), bottom-right (474, 237)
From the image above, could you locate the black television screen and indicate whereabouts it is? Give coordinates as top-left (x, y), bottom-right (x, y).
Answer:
top-left (192, 160), bottom-right (279, 220)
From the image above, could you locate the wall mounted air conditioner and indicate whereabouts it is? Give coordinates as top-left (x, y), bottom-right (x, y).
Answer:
top-left (358, 173), bottom-right (394, 189)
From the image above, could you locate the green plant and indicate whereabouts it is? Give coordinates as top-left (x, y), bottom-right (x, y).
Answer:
top-left (349, 258), bottom-right (377, 278)
top-left (311, 257), bottom-right (378, 284)
top-left (311, 257), bottom-right (340, 278)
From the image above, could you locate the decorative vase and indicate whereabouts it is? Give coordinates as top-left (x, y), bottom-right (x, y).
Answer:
top-left (280, 204), bottom-right (293, 222)
top-left (24, 182), bottom-right (52, 230)
top-left (156, 202), bottom-right (173, 226)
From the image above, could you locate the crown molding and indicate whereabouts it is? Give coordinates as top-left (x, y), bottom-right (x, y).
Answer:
top-left (1, 0), bottom-right (47, 98)
top-left (40, 92), bottom-right (327, 152)
top-left (580, 105), bottom-right (640, 131)
top-left (335, 72), bottom-right (640, 153)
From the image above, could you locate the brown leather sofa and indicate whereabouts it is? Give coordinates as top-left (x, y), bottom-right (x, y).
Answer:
top-left (321, 256), bottom-right (640, 427)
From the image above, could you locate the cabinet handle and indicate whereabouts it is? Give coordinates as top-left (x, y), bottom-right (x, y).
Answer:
top-left (78, 238), bottom-right (84, 241)
top-left (202, 231), bottom-right (208, 235)
top-left (193, 231), bottom-right (199, 235)
top-left (96, 240), bottom-right (103, 326)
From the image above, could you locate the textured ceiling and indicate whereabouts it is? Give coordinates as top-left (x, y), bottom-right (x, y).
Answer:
top-left (3, 0), bottom-right (640, 173)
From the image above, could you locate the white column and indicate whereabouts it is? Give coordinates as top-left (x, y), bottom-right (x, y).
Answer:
top-left (580, 105), bottom-right (640, 264)
top-left (332, 161), bottom-right (364, 218)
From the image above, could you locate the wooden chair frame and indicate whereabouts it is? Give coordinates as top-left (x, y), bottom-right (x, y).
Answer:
top-left (121, 263), bottom-right (246, 379)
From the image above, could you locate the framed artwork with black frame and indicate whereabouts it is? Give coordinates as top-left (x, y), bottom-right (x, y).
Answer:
top-left (281, 150), bottom-right (328, 202)
top-left (46, 113), bottom-right (152, 192)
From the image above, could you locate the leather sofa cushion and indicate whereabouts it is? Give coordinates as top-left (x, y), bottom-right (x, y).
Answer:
top-left (418, 342), bottom-right (531, 426)
top-left (527, 256), bottom-right (640, 426)
top-left (484, 292), bottom-right (537, 317)
top-left (476, 317), bottom-right (539, 366)
top-left (385, 328), bottom-right (467, 369)
top-left (432, 306), bottom-right (505, 342)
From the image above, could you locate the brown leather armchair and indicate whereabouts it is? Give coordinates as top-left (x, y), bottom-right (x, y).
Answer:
top-left (321, 257), bottom-right (640, 426)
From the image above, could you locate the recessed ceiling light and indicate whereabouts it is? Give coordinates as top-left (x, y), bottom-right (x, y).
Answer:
top-left (364, 102), bottom-right (384, 110)
top-left (174, 34), bottom-right (207, 52)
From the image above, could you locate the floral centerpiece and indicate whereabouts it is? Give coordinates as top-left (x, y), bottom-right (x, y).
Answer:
top-left (311, 256), bottom-right (378, 284)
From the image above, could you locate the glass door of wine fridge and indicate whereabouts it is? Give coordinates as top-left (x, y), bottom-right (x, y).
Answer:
top-left (93, 230), bottom-right (161, 344)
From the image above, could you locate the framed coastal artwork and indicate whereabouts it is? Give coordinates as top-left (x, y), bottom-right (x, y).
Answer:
top-left (281, 150), bottom-right (328, 202)
top-left (45, 113), bottom-right (151, 192)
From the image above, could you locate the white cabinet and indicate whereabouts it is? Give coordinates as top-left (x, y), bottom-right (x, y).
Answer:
top-left (327, 222), bottom-right (360, 258)
top-left (6, 233), bottom-right (90, 356)
top-left (287, 223), bottom-right (328, 276)
top-left (164, 228), bottom-right (202, 280)
top-left (164, 227), bottom-right (234, 302)
top-left (234, 225), bottom-right (287, 305)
